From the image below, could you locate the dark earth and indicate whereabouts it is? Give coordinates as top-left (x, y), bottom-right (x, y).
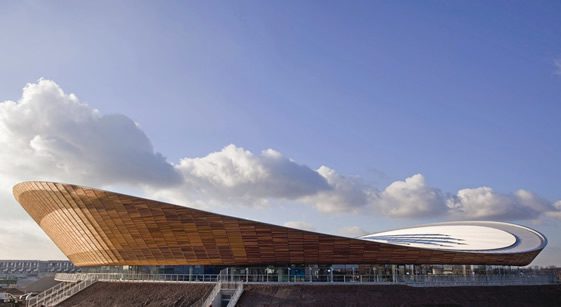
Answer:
top-left (57, 282), bottom-right (212, 307)
top-left (56, 282), bottom-right (561, 307)
top-left (238, 284), bottom-right (561, 307)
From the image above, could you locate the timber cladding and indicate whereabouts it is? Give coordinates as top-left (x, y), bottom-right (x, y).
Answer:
top-left (13, 181), bottom-right (540, 267)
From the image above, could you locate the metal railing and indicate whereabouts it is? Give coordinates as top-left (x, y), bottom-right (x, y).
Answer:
top-left (56, 272), bottom-right (219, 283)
top-left (56, 272), bottom-right (226, 307)
top-left (27, 281), bottom-right (71, 307)
top-left (226, 282), bottom-right (244, 307)
top-left (44, 270), bottom-right (558, 307)
top-left (195, 281), bottom-right (222, 307)
top-left (27, 279), bottom-right (96, 307)
top-left (50, 279), bottom-right (96, 306)
top-left (206, 272), bottom-right (558, 286)
top-left (400, 273), bottom-right (557, 287)
top-left (55, 271), bottom-right (559, 287)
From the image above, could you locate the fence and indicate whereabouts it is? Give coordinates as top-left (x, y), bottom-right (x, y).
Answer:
top-left (27, 279), bottom-right (96, 307)
top-left (211, 272), bottom-right (558, 286)
top-left (55, 271), bottom-right (559, 287)
top-left (55, 272), bottom-right (219, 283)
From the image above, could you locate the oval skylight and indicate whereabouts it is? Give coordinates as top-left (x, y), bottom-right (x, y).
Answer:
top-left (361, 225), bottom-right (517, 251)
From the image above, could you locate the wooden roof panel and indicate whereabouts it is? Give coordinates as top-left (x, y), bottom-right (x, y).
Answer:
top-left (13, 181), bottom-right (541, 267)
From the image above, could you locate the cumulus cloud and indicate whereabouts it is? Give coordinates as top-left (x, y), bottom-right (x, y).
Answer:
top-left (3, 79), bottom-right (561, 261)
top-left (283, 221), bottom-right (316, 231)
top-left (545, 201), bottom-right (561, 220)
top-left (300, 166), bottom-right (374, 213)
top-left (1, 79), bottom-right (560, 226)
top-left (153, 151), bottom-right (451, 218)
top-left (0, 79), bottom-right (181, 187)
top-left (374, 174), bottom-right (446, 218)
top-left (447, 187), bottom-right (553, 220)
top-left (338, 226), bottom-right (369, 238)
top-left (150, 145), bottom-right (331, 207)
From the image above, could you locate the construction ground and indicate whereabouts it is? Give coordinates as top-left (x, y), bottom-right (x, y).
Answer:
top-left (51, 282), bottom-right (561, 307)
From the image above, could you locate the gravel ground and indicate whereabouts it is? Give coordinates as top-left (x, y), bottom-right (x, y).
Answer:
top-left (236, 284), bottom-right (561, 307)
top-left (57, 282), bottom-right (212, 307)
top-left (54, 282), bottom-right (561, 307)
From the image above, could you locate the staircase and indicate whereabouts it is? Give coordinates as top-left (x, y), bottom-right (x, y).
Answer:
top-left (195, 280), bottom-right (244, 307)
top-left (27, 279), bottom-right (96, 307)
top-left (225, 282), bottom-right (243, 307)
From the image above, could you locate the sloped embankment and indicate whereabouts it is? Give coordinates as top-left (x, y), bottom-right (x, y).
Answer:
top-left (57, 282), bottom-right (212, 307)
top-left (236, 284), bottom-right (561, 307)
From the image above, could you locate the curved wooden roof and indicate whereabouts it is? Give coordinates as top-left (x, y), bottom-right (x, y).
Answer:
top-left (13, 181), bottom-right (542, 267)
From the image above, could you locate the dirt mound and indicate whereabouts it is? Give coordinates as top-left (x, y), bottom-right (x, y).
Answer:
top-left (57, 282), bottom-right (212, 307)
top-left (236, 284), bottom-right (561, 307)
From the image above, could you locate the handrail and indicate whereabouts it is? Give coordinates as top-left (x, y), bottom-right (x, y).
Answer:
top-left (27, 281), bottom-right (70, 307)
top-left (55, 272), bottom-right (219, 283)
top-left (54, 271), bottom-right (559, 287)
top-left (186, 272), bottom-right (558, 286)
top-left (47, 279), bottom-right (96, 306)
top-left (226, 283), bottom-right (244, 307)
top-left (26, 279), bottom-right (96, 307)
top-left (195, 281), bottom-right (221, 307)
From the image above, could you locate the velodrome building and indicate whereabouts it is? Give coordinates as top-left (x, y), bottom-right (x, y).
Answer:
top-left (13, 181), bottom-right (547, 280)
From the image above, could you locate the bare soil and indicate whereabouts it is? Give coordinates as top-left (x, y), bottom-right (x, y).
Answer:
top-left (55, 282), bottom-right (561, 307)
top-left (57, 282), bottom-right (212, 307)
top-left (236, 284), bottom-right (561, 307)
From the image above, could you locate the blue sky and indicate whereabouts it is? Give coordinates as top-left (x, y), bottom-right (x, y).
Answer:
top-left (1, 1), bottom-right (560, 265)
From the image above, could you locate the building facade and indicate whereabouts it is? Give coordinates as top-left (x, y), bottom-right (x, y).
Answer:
top-left (13, 181), bottom-right (546, 271)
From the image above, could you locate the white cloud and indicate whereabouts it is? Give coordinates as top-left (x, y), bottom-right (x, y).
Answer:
top-left (300, 166), bottom-right (373, 213)
top-left (545, 200), bottom-right (561, 220)
top-left (0, 79), bottom-right (184, 259)
top-left (2, 79), bottom-right (561, 260)
top-left (0, 79), bottom-right (181, 187)
top-left (374, 174), bottom-right (446, 218)
top-left (151, 144), bottom-right (331, 207)
top-left (447, 187), bottom-right (553, 220)
top-left (1, 79), bottom-right (560, 229)
top-left (283, 221), bottom-right (315, 232)
top-left (0, 220), bottom-right (65, 260)
top-left (338, 226), bottom-right (369, 238)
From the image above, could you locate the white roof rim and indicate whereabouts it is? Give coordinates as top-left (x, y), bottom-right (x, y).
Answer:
top-left (360, 221), bottom-right (547, 254)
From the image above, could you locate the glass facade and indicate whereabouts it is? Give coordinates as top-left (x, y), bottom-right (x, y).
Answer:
top-left (77, 263), bottom-right (531, 283)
